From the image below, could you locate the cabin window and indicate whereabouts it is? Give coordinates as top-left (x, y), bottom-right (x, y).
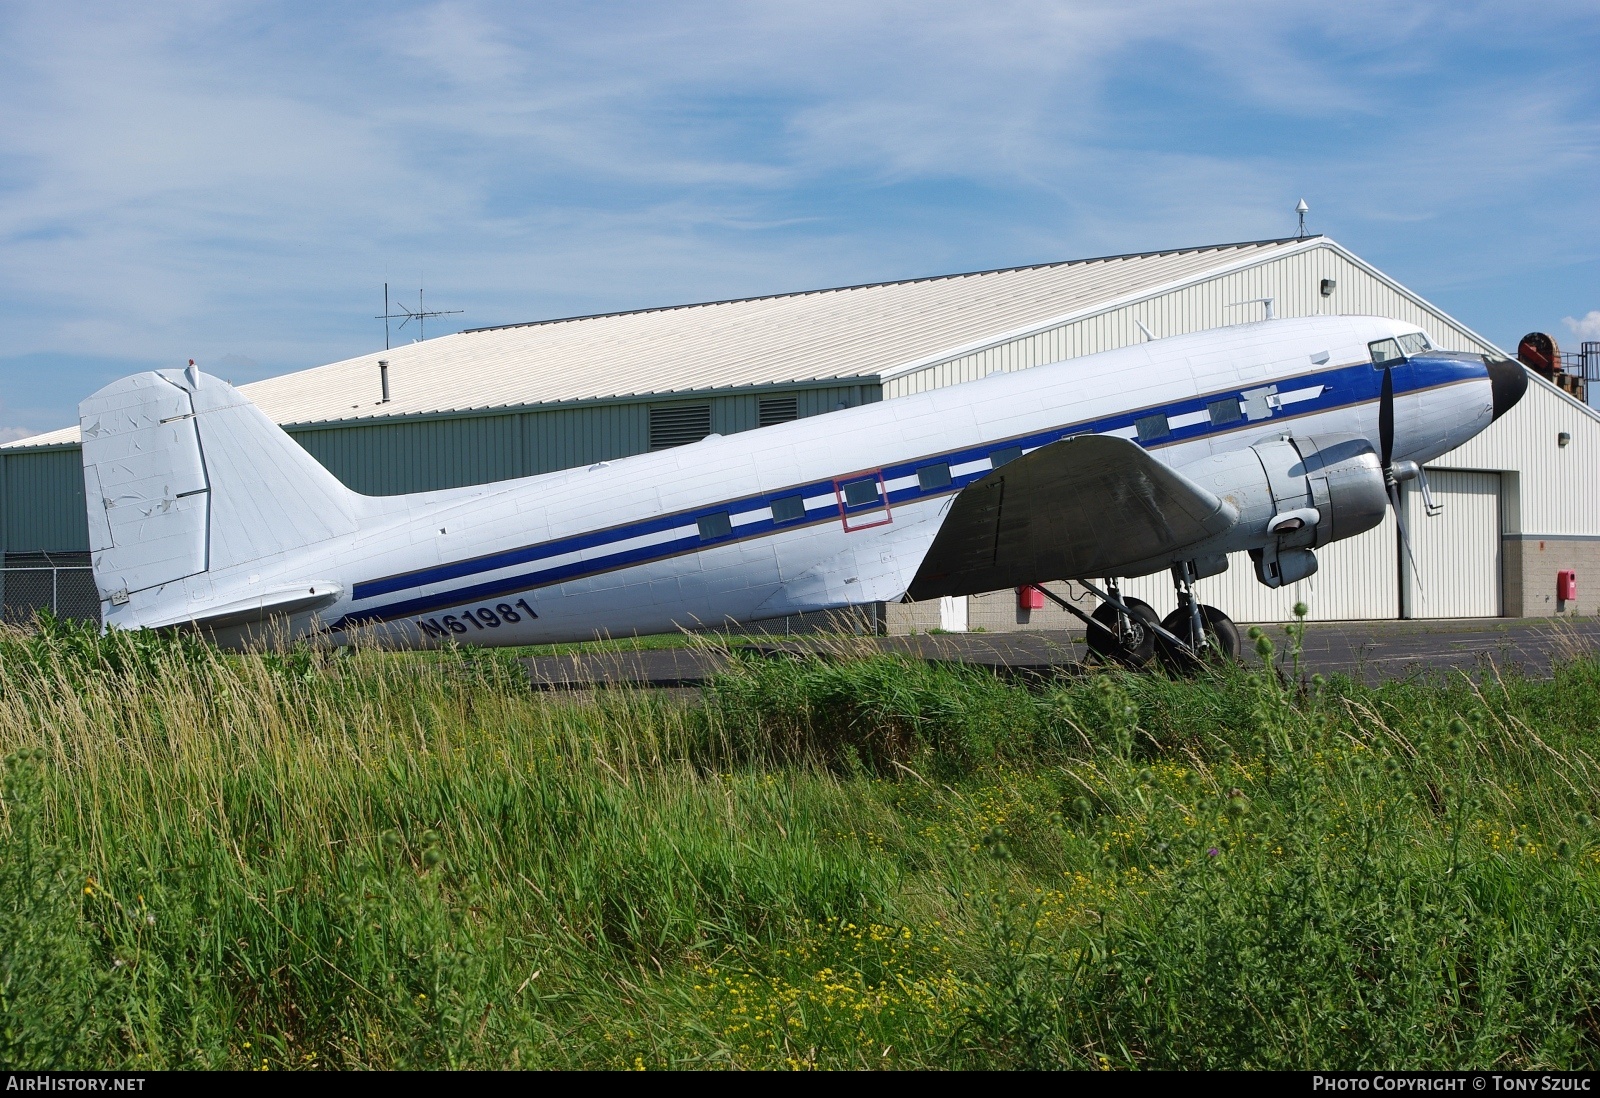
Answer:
top-left (758, 396), bottom-right (800, 427)
top-left (1397, 332), bottom-right (1432, 356)
top-left (697, 512), bottom-right (732, 540)
top-left (650, 404), bottom-right (713, 450)
top-left (771, 495), bottom-right (806, 523)
top-left (1207, 397), bottom-right (1242, 426)
top-left (1135, 414), bottom-right (1170, 443)
top-left (990, 446), bottom-right (1024, 469)
top-left (1369, 338), bottom-right (1404, 367)
top-left (918, 462), bottom-right (952, 490)
top-left (842, 478), bottom-right (881, 507)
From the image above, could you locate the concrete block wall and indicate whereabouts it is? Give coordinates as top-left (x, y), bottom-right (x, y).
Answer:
top-left (885, 581), bottom-right (1096, 635)
top-left (1509, 536), bottom-right (1600, 617)
top-left (967, 581), bottom-right (1093, 632)
top-left (884, 598), bottom-right (944, 634)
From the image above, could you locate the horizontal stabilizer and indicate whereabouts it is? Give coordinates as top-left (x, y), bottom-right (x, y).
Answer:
top-left (137, 582), bottom-right (343, 632)
top-left (908, 433), bottom-right (1237, 599)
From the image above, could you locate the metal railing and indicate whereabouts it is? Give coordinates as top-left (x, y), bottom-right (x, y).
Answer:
top-left (1560, 341), bottom-right (1600, 409)
top-left (1, 555), bottom-right (101, 625)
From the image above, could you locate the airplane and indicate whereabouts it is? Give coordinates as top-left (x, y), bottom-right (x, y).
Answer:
top-left (76, 314), bottom-right (1527, 666)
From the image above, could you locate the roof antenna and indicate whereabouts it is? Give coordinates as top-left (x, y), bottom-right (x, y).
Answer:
top-left (376, 283), bottom-right (462, 347)
top-left (1296, 198), bottom-right (1310, 240)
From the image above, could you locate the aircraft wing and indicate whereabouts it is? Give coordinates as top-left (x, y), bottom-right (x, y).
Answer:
top-left (906, 433), bottom-right (1238, 599)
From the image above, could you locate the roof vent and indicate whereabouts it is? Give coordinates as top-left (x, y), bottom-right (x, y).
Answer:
top-left (378, 360), bottom-right (390, 404)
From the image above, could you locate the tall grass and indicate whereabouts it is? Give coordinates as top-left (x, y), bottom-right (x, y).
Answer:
top-left (0, 614), bottom-right (1597, 1068)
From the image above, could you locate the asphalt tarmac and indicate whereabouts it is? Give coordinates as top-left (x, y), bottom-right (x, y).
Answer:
top-left (522, 616), bottom-right (1600, 689)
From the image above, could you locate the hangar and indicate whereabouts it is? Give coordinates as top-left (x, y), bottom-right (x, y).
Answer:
top-left (3, 233), bottom-right (1596, 630)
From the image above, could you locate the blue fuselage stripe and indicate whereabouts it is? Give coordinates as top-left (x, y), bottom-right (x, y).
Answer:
top-left (337, 354), bottom-right (1483, 627)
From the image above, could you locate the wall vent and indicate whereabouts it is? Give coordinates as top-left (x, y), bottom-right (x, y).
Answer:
top-left (758, 395), bottom-right (800, 428)
top-left (649, 404), bottom-right (713, 450)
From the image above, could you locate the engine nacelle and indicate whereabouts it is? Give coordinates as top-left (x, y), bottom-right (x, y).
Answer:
top-left (1174, 433), bottom-right (1389, 589)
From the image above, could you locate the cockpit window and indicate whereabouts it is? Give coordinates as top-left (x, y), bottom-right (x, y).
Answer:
top-left (1369, 338), bottom-right (1404, 366)
top-left (1397, 332), bottom-right (1432, 356)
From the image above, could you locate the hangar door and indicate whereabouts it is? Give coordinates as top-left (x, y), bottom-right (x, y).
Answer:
top-left (1122, 511), bottom-right (1399, 624)
top-left (1402, 470), bottom-right (1502, 619)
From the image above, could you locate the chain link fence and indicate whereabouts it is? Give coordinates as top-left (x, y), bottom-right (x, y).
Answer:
top-left (1, 553), bottom-right (101, 626)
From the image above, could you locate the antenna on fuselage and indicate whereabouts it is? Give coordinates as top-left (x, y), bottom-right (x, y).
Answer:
top-left (1134, 319), bottom-right (1156, 341)
top-left (1226, 297), bottom-right (1276, 321)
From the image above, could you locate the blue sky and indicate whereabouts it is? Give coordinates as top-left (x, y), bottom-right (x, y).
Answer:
top-left (1, 1), bottom-right (1597, 438)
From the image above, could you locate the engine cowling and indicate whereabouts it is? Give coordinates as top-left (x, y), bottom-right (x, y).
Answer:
top-left (1174, 433), bottom-right (1389, 589)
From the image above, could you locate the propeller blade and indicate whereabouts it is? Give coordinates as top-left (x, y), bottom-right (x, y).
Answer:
top-left (1390, 481), bottom-right (1423, 601)
top-left (1379, 363), bottom-right (1395, 469)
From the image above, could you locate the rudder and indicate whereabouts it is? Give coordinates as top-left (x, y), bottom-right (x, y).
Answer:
top-left (80, 366), bottom-right (361, 611)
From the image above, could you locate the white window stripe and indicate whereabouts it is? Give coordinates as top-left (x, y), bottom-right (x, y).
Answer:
top-left (1278, 385), bottom-right (1325, 406)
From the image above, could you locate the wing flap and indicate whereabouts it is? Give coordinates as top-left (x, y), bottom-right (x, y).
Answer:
top-left (907, 434), bottom-right (1237, 599)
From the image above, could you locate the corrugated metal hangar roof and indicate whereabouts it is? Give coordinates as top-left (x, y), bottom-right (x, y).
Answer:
top-left (9, 236), bottom-right (1313, 449)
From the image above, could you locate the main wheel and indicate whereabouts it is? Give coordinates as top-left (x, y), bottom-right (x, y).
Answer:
top-left (1085, 596), bottom-right (1161, 667)
top-left (1157, 603), bottom-right (1240, 672)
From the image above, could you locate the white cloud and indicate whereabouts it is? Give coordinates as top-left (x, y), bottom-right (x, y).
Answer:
top-left (1565, 311), bottom-right (1600, 341)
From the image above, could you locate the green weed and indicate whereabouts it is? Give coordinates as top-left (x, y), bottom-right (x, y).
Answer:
top-left (0, 620), bottom-right (1595, 1068)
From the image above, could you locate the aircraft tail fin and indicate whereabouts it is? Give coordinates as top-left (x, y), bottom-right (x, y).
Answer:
top-left (79, 367), bottom-right (360, 619)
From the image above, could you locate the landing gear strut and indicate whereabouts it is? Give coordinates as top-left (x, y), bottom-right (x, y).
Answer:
top-left (1157, 562), bottom-right (1240, 671)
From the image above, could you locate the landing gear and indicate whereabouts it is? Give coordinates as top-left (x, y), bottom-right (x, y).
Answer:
top-left (1158, 562), bottom-right (1240, 671)
top-left (1027, 574), bottom-right (1237, 672)
top-left (1083, 580), bottom-right (1161, 667)
top-left (1158, 604), bottom-right (1240, 668)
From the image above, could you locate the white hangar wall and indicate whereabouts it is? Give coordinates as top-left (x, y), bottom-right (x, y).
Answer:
top-left (882, 242), bottom-right (1494, 398)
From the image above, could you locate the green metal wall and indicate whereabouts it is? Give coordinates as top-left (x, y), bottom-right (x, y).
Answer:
top-left (293, 382), bottom-right (876, 495)
top-left (0, 382), bottom-right (879, 553)
top-left (293, 413), bottom-right (527, 496)
top-left (2, 448), bottom-right (88, 553)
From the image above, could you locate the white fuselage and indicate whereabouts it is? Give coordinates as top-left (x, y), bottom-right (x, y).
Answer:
top-left (100, 315), bottom-right (1498, 647)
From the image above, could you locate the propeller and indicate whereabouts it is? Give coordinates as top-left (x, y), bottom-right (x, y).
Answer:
top-left (1378, 359), bottom-right (1424, 598)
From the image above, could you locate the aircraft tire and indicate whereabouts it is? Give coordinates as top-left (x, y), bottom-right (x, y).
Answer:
top-left (1157, 604), bottom-right (1240, 672)
top-left (1086, 597), bottom-right (1160, 667)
